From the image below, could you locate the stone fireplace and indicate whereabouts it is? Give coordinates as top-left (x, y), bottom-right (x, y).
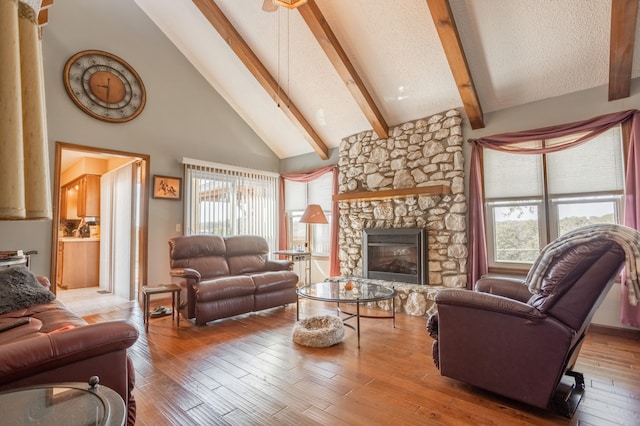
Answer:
top-left (363, 227), bottom-right (427, 284)
top-left (336, 110), bottom-right (468, 315)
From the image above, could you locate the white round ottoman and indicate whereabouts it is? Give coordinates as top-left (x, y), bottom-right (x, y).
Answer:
top-left (292, 315), bottom-right (344, 347)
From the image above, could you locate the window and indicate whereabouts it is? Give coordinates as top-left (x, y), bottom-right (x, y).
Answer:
top-left (284, 173), bottom-right (332, 255)
top-left (183, 159), bottom-right (279, 250)
top-left (483, 126), bottom-right (624, 270)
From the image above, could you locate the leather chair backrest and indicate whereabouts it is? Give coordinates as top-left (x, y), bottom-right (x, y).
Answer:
top-left (527, 239), bottom-right (624, 331)
top-left (224, 235), bottom-right (269, 275)
top-left (169, 235), bottom-right (229, 279)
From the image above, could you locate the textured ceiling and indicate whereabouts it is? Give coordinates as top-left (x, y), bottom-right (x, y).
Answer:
top-left (134, 0), bottom-right (640, 159)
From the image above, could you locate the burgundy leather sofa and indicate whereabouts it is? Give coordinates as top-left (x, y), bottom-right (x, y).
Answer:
top-left (0, 277), bottom-right (139, 425)
top-left (169, 235), bottom-right (299, 325)
top-left (428, 238), bottom-right (625, 417)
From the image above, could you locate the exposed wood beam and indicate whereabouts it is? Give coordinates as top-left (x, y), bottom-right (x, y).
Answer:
top-left (426, 0), bottom-right (484, 129)
top-left (38, 0), bottom-right (54, 26)
top-left (297, 0), bottom-right (389, 139)
top-left (192, 0), bottom-right (329, 159)
top-left (38, 9), bottom-right (49, 26)
top-left (609, 0), bottom-right (638, 101)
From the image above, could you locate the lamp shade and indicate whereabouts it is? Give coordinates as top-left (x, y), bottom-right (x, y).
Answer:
top-left (273, 0), bottom-right (308, 9)
top-left (299, 204), bottom-right (328, 224)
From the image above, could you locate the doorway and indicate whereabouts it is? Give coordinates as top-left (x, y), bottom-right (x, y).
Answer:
top-left (50, 142), bottom-right (150, 315)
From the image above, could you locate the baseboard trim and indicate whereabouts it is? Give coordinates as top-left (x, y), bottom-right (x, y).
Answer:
top-left (588, 324), bottom-right (640, 340)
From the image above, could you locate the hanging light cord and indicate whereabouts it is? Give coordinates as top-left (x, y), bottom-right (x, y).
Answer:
top-left (276, 7), bottom-right (281, 107)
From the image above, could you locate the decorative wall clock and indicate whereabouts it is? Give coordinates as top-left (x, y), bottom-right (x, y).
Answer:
top-left (63, 50), bottom-right (146, 123)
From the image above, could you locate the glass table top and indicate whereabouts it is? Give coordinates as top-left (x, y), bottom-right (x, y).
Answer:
top-left (0, 382), bottom-right (125, 426)
top-left (297, 279), bottom-right (395, 303)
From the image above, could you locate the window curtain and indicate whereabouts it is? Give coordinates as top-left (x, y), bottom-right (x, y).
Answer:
top-left (0, 0), bottom-right (51, 219)
top-left (280, 166), bottom-right (339, 276)
top-left (623, 116), bottom-right (640, 327)
top-left (469, 109), bottom-right (640, 327)
top-left (100, 162), bottom-right (137, 300)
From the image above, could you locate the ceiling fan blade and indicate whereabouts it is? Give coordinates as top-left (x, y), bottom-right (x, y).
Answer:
top-left (262, 0), bottom-right (278, 12)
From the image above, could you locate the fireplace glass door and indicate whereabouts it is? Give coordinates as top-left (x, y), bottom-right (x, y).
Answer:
top-left (363, 228), bottom-right (427, 284)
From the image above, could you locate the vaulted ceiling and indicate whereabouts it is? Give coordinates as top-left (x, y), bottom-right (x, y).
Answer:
top-left (133, 0), bottom-right (640, 159)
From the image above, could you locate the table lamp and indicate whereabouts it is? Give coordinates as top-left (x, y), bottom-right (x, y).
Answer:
top-left (299, 204), bottom-right (328, 252)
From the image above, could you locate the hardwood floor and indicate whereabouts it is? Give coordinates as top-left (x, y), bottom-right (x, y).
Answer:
top-left (83, 300), bottom-right (640, 426)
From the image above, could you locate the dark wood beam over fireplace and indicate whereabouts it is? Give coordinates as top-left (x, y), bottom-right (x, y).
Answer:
top-left (333, 184), bottom-right (450, 202)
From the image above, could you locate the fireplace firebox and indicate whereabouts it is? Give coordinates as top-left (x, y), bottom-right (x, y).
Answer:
top-left (362, 228), bottom-right (427, 285)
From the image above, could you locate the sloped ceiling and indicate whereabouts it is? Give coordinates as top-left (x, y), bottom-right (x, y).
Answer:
top-left (134, 0), bottom-right (640, 159)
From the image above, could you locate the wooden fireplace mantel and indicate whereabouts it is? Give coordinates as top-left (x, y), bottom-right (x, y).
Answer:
top-left (332, 184), bottom-right (450, 202)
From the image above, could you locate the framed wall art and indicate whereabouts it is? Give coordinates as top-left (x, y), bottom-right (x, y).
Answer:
top-left (153, 175), bottom-right (181, 200)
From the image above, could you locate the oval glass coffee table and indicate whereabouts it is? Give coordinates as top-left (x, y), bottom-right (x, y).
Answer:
top-left (296, 279), bottom-right (396, 348)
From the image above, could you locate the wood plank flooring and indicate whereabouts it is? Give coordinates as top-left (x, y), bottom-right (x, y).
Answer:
top-left (83, 299), bottom-right (640, 426)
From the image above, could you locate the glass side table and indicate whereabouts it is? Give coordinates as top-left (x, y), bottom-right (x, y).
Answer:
top-left (0, 377), bottom-right (125, 425)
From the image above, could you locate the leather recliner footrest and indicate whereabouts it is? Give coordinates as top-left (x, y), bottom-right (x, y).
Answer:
top-left (551, 371), bottom-right (585, 418)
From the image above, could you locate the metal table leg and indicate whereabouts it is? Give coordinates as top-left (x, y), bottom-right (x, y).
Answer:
top-left (356, 301), bottom-right (361, 348)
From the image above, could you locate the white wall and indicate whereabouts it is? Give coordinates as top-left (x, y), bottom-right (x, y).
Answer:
top-left (0, 0), bottom-right (280, 286)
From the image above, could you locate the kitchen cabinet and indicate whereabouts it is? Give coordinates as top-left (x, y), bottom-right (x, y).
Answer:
top-left (77, 174), bottom-right (101, 217)
top-left (61, 185), bottom-right (79, 220)
top-left (61, 174), bottom-right (101, 219)
top-left (58, 239), bottom-right (100, 289)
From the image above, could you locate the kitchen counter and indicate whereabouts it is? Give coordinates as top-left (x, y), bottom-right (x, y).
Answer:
top-left (60, 237), bottom-right (100, 242)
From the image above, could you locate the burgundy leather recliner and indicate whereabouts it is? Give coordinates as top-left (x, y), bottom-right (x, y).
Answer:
top-left (428, 238), bottom-right (625, 417)
top-left (169, 235), bottom-right (299, 326)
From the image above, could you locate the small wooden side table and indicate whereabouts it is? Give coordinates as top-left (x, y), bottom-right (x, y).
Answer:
top-left (142, 284), bottom-right (181, 332)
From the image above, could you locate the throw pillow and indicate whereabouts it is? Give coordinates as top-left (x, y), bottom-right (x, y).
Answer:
top-left (0, 265), bottom-right (55, 315)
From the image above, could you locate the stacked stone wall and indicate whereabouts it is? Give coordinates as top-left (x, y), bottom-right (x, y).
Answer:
top-left (337, 110), bottom-right (468, 290)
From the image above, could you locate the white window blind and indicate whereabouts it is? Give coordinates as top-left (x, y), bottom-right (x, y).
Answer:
top-left (546, 127), bottom-right (624, 195)
top-left (308, 173), bottom-right (333, 211)
top-left (283, 173), bottom-right (333, 212)
top-left (483, 149), bottom-right (544, 198)
top-left (284, 180), bottom-right (306, 211)
top-left (183, 158), bottom-right (279, 250)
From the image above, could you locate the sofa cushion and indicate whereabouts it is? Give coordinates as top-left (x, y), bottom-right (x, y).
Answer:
top-left (227, 255), bottom-right (267, 276)
top-left (225, 235), bottom-right (269, 275)
top-left (169, 235), bottom-right (230, 279)
top-left (170, 235), bottom-right (226, 260)
top-left (224, 235), bottom-right (269, 257)
top-left (22, 300), bottom-right (87, 333)
top-left (196, 276), bottom-right (255, 303)
top-left (0, 266), bottom-right (55, 315)
top-left (0, 318), bottom-right (42, 345)
top-left (252, 271), bottom-right (299, 294)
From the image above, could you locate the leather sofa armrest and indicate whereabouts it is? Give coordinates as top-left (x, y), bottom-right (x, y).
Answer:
top-left (0, 320), bottom-right (138, 383)
top-left (474, 277), bottom-right (532, 303)
top-left (436, 289), bottom-right (544, 321)
top-left (170, 267), bottom-right (201, 280)
top-left (265, 259), bottom-right (294, 271)
top-left (36, 276), bottom-right (51, 289)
